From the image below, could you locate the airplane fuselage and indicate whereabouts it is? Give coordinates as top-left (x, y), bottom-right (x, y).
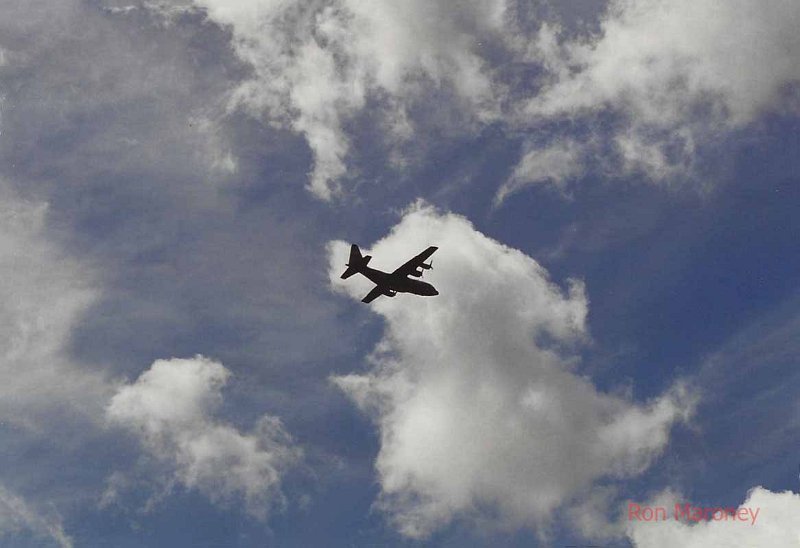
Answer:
top-left (341, 244), bottom-right (439, 303)
top-left (360, 265), bottom-right (438, 296)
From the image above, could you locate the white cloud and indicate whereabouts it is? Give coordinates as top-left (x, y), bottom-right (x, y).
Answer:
top-left (524, 0), bottom-right (800, 183)
top-left (566, 485), bottom-right (627, 541)
top-left (171, 0), bottom-right (800, 201)
top-left (2, 0), bottom-right (241, 205)
top-left (495, 139), bottom-right (584, 204)
top-left (0, 484), bottom-right (72, 548)
top-left (193, 0), bottom-right (505, 199)
top-left (191, 0), bottom-right (800, 200)
top-left (626, 487), bottom-right (800, 547)
top-left (106, 355), bottom-right (302, 518)
top-left (530, 0), bottom-right (800, 125)
top-left (328, 202), bottom-right (694, 537)
top-left (0, 182), bottom-right (114, 547)
top-left (0, 184), bottom-right (109, 425)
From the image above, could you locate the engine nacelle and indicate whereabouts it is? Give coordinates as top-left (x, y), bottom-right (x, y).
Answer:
top-left (420, 262), bottom-right (432, 270)
top-left (410, 267), bottom-right (424, 277)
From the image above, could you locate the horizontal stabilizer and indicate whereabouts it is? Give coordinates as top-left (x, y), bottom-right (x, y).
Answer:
top-left (341, 244), bottom-right (370, 279)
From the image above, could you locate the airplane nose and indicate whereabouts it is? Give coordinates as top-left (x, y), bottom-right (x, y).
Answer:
top-left (432, 288), bottom-right (439, 296)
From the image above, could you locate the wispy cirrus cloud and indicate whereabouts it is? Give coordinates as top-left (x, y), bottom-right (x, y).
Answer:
top-left (192, 0), bottom-right (507, 199)
top-left (185, 0), bottom-right (800, 200)
top-left (0, 485), bottom-right (73, 548)
top-left (0, 182), bottom-right (113, 546)
top-left (494, 138), bottom-right (584, 204)
top-left (0, 183), bottom-right (109, 425)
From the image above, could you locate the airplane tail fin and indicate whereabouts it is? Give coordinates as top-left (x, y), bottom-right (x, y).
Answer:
top-left (341, 244), bottom-right (371, 279)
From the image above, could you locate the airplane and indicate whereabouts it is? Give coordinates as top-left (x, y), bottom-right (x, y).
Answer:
top-left (340, 244), bottom-right (439, 303)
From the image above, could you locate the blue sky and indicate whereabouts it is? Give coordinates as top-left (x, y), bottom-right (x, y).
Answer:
top-left (1, 1), bottom-right (799, 546)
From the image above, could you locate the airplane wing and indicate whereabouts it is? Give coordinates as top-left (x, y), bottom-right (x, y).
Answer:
top-left (361, 286), bottom-right (385, 303)
top-left (392, 246), bottom-right (438, 277)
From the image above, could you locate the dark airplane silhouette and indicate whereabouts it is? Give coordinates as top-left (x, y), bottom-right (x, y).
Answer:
top-left (340, 244), bottom-right (439, 303)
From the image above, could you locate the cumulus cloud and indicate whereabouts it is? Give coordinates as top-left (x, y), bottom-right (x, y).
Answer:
top-left (626, 487), bottom-right (800, 547)
top-left (0, 183), bottom-right (109, 425)
top-left (328, 202), bottom-right (694, 537)
top-left (106, 355), bottom-right (301, 518)
top-left (0, 485), bottom-right (72, 548)
top-left (523, 0), bottom-right (800, 183)
top-left (193, 0), bottom-right (506, 199)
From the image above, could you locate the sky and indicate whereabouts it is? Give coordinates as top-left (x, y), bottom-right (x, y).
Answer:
top-left (0, 1), bottom-right (799, 546)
